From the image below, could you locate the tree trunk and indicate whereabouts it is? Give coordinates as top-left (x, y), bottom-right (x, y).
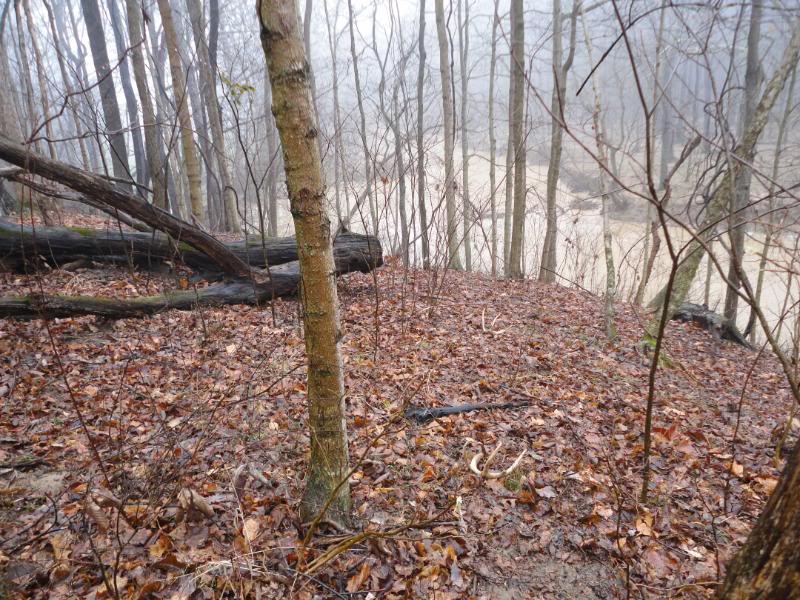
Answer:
top-left (633, 0), bottom-right (668, 305)
top-left (745, 61), bottom-right (797, 342)
top-left (259, 0), bottom-right (353, 525)
top-left (263, 69), bottom-right (280, 237)
top-left (458, 0), bottom-right (471, 271)
top-left (0, 218), bottom-right (381, 275)
top-left (125, 0), bottom-right (168, 210)
top-left (724, 0), bottom-right (763, 322)
top-left (21, 0), bottom-right (57, 161)
top-left (416, 0), bottom-right (430, 268)
top-left (538, 0), bottom-right (578, 283)
top-left (322, 0), bottom-right (343, 225)
top-left (503, 64), bottom-right (514, 272)
top-left (0, 237), bottom-right (379, 320)
top-left (157, 0), bottom-right (205, 223)
top-left (347, 0), bottom-right (377, 234)
top-left (80, 0), bottom-right (131, 190)
top-left (186, 0), bottom-right (241, 233)
top-left (507, 0), bottom-right (525, 278)
top-left (717, 441), bottom-right (800, 598)
top-left (42, 0), bottom-right (92, 171)
top-left (647, 21), bottom-right (800, 322)
top-left (0, 135), bottom-right (251, 277)
top-left (106, 0), bottom-right (148, 188)
top-left (488, 0), bottom-right (499, 276)
top-left (581, 6), bottom-right (616, 339)
top-left (435, 0), bottom-right (462, 270)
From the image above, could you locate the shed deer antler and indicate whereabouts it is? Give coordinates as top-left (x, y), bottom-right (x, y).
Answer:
top-left (469, 443), bottom-right (527, 479)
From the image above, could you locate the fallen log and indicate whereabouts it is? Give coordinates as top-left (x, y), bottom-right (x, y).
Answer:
top-left (671, 302), bottom-right (752, 349)
top-left (0, 239), bottom-right (379, 319)
top-left (404, 401), bottom-right (528, 423)
top-left (0, 219), bottom-right (382, 274)
top-left (0, 136), bottom-right (252, 277)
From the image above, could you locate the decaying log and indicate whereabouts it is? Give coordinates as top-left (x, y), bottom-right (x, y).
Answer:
top-left (404, 401), bottom-right (528, 423)
top-left (0, 136), bottom-right (252, 277)
top-left (0, 219), bottom-right (382, 274)
top-left (671, 302), bottom-right (752, 349)
top-left (0, 240), bottom-right (379, 319)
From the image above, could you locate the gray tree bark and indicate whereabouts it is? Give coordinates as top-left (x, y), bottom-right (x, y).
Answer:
top-left (80, 0), bottom-right (131, 190)
top-left (435, 0), bottom-right (462, 270)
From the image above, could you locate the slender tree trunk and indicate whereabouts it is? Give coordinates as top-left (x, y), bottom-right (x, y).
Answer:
top-left (125, 0), bottom-right (169, 210)
top-left (538, 0), bottom-right (578, 283)
top-left (507, 0), bottom-right (525, 278)
top-left (392, 85), bottom-right (410, 266)
top-left (724, 0), bottom-right (763, 322)
top-left (157, 0), bottom-right (205, 223)
top-left (186, 0), bottom-right (241, 233)
top-left (435, 0), bottom-right (462, 270)
top-left (21, 0), bottom-right (57, 161)
top-left (264, 69), bottom-right (280, 237)
top-left (322, 0), bottom-right (343, 225)
top-left (80, 0), bottom-right (131, 190)
top-left (746, 61), bottom-right (796, 342)
top-left (634, 0), bottom-right (668, 305)
top-left (258, 0), bottom-right (352, 524)
top-left (43, 0), bottom-right (91, 171)
top-left (106, 0), bottom-right (148, 188)
top-left (458, 0), bottom-right (471, 271)
top-left (581, 6), bottom-right (616, 339)
top-left (488, 0), bottom-right (499, 276)
top-left (61, 0), bottom-right (103, 173)
top-left (647, 21), bottom-right (800, 323)
top-left (146, 19), bottom-right (182, 216)
top-left (503, 66), bottom-right (514, 272)
top-left (416, 0), bottom-right (430, 268)
top-left (347, 0), bottom-right (377, 234)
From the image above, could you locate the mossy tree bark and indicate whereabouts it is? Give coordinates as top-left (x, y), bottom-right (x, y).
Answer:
top-left (258, 0), bottom-right (352, 524)
top-left (718, 441), bottom-right (800, 598)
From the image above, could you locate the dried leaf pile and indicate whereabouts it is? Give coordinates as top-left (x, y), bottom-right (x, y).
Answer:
top-left (0, 247), bottom-right (794, 598)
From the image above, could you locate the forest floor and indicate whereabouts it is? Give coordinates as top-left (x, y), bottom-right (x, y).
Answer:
top-left (0, 222), bottom-right (796, 599)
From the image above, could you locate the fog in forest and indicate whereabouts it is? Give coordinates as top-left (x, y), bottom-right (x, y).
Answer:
top-left (2, 1), bottom-right (800, 597)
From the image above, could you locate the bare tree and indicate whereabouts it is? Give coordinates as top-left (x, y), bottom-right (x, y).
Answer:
top-left (488, 0), bottom-right (499, 276)
top-left (435, 0), bottom-right (462, 270)
top-left (106, 0), bottom-right (148, 187)
top-left (42, 0), bottom-right (91, 170)
top-left (538, 0), bottom-right (578, 283)
top-left (323, 0), bottom-right (344, 225)
top-left (258, 0), bottom-right (352, 524)
top-left (347, 0), bottom-right (378, 234)
top-left (416, 0), bottom-right (430, 268)
top-left (186, 0), bottom-right (241, 232)
top-left (156, 0), bottom-right (205, 222)
top-left (506, 0), bottom-right (525, 278)
top-left (80, 0), bottom-right (131, 190)
top-left (457, 0), bottom-right (471, 271)
top-left (723, 0), bottom-right (762, 322)
top-left (125, 0), bottom-right (168, 209)
top-left (648, 21), bottom-right (800, 322)
top-left (581, 4), bottom-right (615, 339)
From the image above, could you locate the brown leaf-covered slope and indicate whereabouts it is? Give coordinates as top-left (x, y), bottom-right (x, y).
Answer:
top-left (0, 256), bottom-right (792, 599)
